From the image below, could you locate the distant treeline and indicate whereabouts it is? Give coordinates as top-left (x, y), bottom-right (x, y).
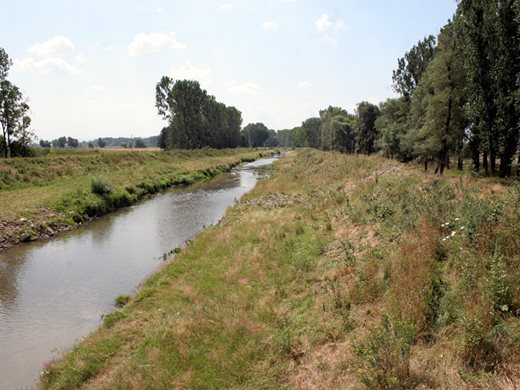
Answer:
top-left (38, 136), bottom-right (158, 149)
top-left (156, 78), bottom-right (242, 149)
top-left (276, 0), bottom-right (520, 177)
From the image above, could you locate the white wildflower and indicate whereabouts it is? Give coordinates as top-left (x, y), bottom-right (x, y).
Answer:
top-left (451, 231), bottom-right (456, 237)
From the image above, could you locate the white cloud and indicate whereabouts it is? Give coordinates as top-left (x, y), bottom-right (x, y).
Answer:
top-left (228, 82), bottom-right (263, 96)
top-left (103, 45), bottom-right (117, 52)
top-left (156, 7), bottom-right (163, 13)
top-left (27, 36), bottom-right (75, 57)
top-left (220, 3), bottom-right (234, 10)
top-left (74, 53), bottom-right (86, 63)
top-left (315, 14), bottom-right (345, 32)
top-left (315, 14), bottom-right (345, 45)
top-left (263, 20), bottom-right (279, 30)
top-left (128, 32), bottom-right (185, 56)
top-left (298, 80), bottom-right (313, 89)
top-left (169, 62), bottom-right (212, 86)
top-left (13, 57), bottom-right (80, 75)
top-left (315, 14), bottom-right (332, 32)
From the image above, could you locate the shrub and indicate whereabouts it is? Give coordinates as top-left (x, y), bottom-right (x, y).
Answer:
top-left (355, 316), bottom-right (415, 389)
top-left (114, 294), bottom-right (130, 308)
top-left (91, 177), bottom-right (113, 196)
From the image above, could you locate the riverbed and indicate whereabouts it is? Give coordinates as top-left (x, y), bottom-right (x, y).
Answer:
top-left (0, 156), bottom-right (277, 389)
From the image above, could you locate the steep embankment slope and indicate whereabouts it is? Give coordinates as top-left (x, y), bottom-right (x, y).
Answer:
top-left (41, 149), bottom-right (520, 389)
top-left (0, 148), bottom-right (266, 250)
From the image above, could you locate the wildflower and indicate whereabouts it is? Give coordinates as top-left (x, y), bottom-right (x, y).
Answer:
top-left (442, 238), bottom-right (446, 242)
top-left (460, 226), bottom-right (465, 230)
top-left (451, 231), bottom-right (456, 237)
top-left (455, 218), bottom-right (460, 221)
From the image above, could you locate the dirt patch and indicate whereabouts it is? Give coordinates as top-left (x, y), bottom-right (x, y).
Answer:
top-left (0, 208), bottom-right (84, 252)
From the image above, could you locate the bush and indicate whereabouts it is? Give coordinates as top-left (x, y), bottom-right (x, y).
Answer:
top-left (114, 294), bottom-right (130, 308)
top-left (91, 177), bottom-right (113, 196)
top-left (355, 316), bottom-right (415, 389)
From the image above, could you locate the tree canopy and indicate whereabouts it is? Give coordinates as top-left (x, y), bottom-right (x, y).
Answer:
top-left (0, 47), bottom-right (34, 158)
top-left (155, 78), bottom-right (242, 150)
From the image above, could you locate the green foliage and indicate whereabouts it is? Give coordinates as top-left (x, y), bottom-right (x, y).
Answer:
top-left (115, 294), bottom-right (130, 308)
top-left (356, 101), bottom-right (381, 155)
top-left (90, 177), bottom-right (113, 196)
top-left (155, 78), bottom-right (242, 150)
top-left (320, 106), bottom-right (357, 153)
top-left (241, 122), bottom-right (269, 147)
top-left (375, 98), bottom-right (412, 161)
top-left (392, 35), bottom-right (437, 98)
top-left (0, 50), bottom-right (33, 158)
top-left (355, 316), bottom-right (415, 389)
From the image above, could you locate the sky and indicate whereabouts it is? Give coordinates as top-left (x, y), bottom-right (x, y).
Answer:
top-left (1, 0), bottom-right (457, 141)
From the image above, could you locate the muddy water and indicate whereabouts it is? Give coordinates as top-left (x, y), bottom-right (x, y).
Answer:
top-left (0, 157), bottom-right (278, 389)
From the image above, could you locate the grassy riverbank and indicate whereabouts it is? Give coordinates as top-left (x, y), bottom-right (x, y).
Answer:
top-left (41, 149), bottom-right (520, 389)
top-left (0, 148), bottom-right (268, 250)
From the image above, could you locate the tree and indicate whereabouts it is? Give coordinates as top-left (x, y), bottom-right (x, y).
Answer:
top-left (224, 106), bottom-right (242, 148)
top-left (40, 139), bottom-right (51, 148)
top-left (375, 98), bottom-right (412, 161)
top-left (97, 137), bottom-right (106, 148)
top-left (356, 102), bottom-right (381, 155)
top-left (155, 78), bottom-right (241, 150)
top-left (134, 138), bottom-right (146, 148)
top-left (242, 123), bottom-right (270, 147)
top-left (263, 130), bottom-right (279, 147)
top-left (456, 0), bottom-right (520, 176)
top-left (67, 136), bottom-right (79, 148)
top-left (55, 136), bottom-right (67, 148)
top-left (88, 141), bottom-right (94, 148)
top-left (320, 106), bottom-right (356, 153)
top-left (0, 80), bottom-right (31, 158)
top-left (0, 48), bottom-right (12, 81)
top-left (277, 129), bottom-right (296, 147)
top-left (392, 35), bottom-right (437, 99)
top-left (409, 21), bottom-right (468, 174)
top-left (299, 117), bottom-right (322, 148)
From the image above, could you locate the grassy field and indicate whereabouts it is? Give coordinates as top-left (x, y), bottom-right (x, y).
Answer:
top-left (0, 148), bottom-right (269, 250)
top-left (40, 149), bottom-right (520, 389)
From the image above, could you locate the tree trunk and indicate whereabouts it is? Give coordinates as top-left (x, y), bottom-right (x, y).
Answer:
top-left (490, 149), bottom-right (496, 176)
top-left (458, 157), bottom-right (463, 171)
top-left (483, 151), bottom-right (489, 175)
top-left (473, 149), bottom-right (480, 173)
top-left (6, 131), bottom-right (11, 158)
top-left (517, 154), bottom-right (520, 176)
top-left (424, 160), bottom-right (428, 172)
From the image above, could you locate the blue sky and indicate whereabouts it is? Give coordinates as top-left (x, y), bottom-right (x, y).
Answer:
top-left (1, 0), bottom-right (457, 140)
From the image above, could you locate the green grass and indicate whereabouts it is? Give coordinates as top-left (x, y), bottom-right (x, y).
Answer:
top-left (0, 148), bottom-right (271, 248)
top-left (40, 149), bottom-right (520, 389)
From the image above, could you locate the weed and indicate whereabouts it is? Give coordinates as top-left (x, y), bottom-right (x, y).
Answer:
top-left (355, 315), bottom-right (415, 389)
top-left (115, 294), bottom-right (130, 308)
top-left (91, 177), bottom-right (113, 196)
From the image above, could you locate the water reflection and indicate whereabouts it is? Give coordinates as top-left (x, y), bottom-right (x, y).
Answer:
top-left (0, 156), bottom-right (278, 389)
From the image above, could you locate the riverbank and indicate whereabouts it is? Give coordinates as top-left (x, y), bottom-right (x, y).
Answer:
top-left (0, 148), bottom-right (270, 251)
top-left (41, 149), bottom-right (520, 389)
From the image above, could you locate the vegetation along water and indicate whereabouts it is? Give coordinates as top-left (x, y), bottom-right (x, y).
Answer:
top-left (41, 149), bottom-right (520, 389)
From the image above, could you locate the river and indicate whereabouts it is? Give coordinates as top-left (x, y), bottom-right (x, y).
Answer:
top-left (0, 156), bottom-right (278, 389)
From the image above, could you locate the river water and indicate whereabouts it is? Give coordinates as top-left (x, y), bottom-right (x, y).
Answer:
top-left (0, 157), bottom-right (277, 389)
